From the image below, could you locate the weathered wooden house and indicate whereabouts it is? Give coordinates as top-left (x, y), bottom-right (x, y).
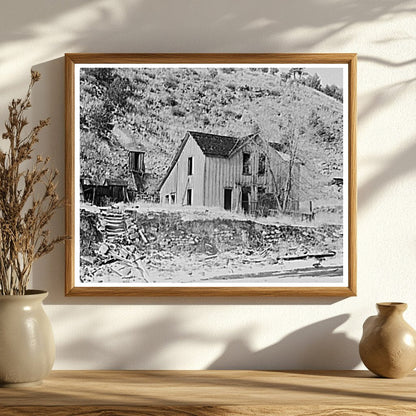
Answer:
top-left (159, 131), bottom-right (300, 214)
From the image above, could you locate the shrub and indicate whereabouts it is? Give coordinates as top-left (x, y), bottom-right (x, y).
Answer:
top-left (172, 108), bottom-right (186, 117)
top-left (270, 89), bottom-right (281, 97)
top-left (164, 76), bottom-right (179, 89)
top-left (221, 68), bottom-right (236, 74)
top-left (166, 96), bottom-right (178, 106)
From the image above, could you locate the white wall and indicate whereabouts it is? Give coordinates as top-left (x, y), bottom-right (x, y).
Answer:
top-left (1, 0), bottom-right (415, 370)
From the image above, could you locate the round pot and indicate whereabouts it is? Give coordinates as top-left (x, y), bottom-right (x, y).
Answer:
top-left (0, 290), bottom-right (55, 387)
top-left (359, 302), bottom-right (416, 378)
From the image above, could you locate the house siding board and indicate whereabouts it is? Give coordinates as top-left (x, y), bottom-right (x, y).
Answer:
top-left (204, 157), bottom-right (224, 208)
top-left (159, 163), bottom-right (178, 201)
top-left (160, 135), bottom-right (205, 205)
top-left (205, 157), bottom-right (217, 207)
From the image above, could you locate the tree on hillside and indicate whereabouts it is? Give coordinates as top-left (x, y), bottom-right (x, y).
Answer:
top-left (253, 77), bottom-right (325, 212)
top-left (323, 84), bottom-right (343, 102)
top-left (280, 71), bottom-right (290, 83)
top-left (79, 68), bottom-right (136, 183)
top-left (304, 73), bottom-right (322, 91)
top-left (80, 132), bottom-right (129, 183)
top-left (289, 67), bottom-right (306, 82)
top-left (80, 69), bottom-right (115, 140)
top-left (255, 114), bottom-right (310, 212)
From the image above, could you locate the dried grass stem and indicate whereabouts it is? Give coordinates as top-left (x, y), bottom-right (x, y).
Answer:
top-left (0, 71), bottom-right (65, 295)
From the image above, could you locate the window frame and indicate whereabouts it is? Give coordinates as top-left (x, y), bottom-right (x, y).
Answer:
top-left (187, 156), bottom-right (193, 176)
top-left (242, 152), bottom-right (252, 175)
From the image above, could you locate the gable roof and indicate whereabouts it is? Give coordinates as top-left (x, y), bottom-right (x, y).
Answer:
top-left (227, 133), bottom-right (258, 157)
top-left (158, 130), bottom-right (293, 191)
top-left (158, 131), bottom-right (242, 191)
top-left (188, 131), bottom-right (240, 157)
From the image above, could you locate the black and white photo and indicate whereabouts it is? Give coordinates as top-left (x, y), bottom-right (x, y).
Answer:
top-left (65, 54), bottom-right (356, 296)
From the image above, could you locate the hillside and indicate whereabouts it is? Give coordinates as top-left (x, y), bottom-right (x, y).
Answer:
top-left (79, 67), bottom-right (344, 205)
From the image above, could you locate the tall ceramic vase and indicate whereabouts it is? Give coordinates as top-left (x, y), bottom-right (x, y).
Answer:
top-left (359, 302), bottom-right (416, 378)
top-left (0, 290), bottom-right (55, 387)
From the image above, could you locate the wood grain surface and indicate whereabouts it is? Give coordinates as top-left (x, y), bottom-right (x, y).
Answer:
top-left (1, 370), bottom-right (415, 415)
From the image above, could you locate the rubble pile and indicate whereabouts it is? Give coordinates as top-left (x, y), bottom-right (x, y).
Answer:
top-left (81, 238), bottom-right (150, 283)
top-left (79, 207), bottom-right (343, 283)
top-left (80, 211), bottom-right (103, 256)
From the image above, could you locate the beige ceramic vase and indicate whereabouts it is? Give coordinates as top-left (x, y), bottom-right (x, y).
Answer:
top-left (359, 302), bottom-right (416, 378)
top-left (0, 290), bottom-right (55, 387)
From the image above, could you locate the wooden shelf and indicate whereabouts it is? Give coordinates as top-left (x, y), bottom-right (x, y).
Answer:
top-left (1, 370), bottom-right (415, 415)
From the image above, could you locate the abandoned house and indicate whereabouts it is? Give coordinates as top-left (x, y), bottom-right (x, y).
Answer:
top-left (159, 131), bottom-right (301, 214)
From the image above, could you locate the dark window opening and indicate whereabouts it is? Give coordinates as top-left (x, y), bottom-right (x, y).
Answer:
top-left (224, 188), bottom-right (232, 211)
top-left (257, 187), bottom-right (265, 205)
top-left (258, 154), bottom-right (266, 175)
top-left (130, 152), bottom-right (144, 172)
top-left (186, 189), bottom-right (192, 205)
top-left (170, 193), bottom-right (176, 204)
top-left (242, 152), bottom-right (251, 175)
top-left (187, 157), bottom-right (193, 175)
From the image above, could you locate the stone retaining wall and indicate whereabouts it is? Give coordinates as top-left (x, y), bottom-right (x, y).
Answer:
top-left (80, 209), bottom-right (342, 258)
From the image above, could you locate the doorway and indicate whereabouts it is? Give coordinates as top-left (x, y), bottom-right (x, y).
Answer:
top-left (224, 188), bottom-right (232, 210)
top-left (186, 189), bottom-right (192, 206)
top-left (242, 187), bottom-right (251, 213)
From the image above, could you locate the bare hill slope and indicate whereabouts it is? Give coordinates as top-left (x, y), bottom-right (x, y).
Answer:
top-left (80, 67), bottom-right (344, 204)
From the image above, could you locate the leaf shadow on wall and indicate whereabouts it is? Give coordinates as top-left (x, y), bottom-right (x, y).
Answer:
top-left (207, 314), bottom-right (360, 370)
top-left (53, 308), bottom-right (231, 370)
top-left (358, 139), bottom-right (416, 209)
top-left (356, 64), bottom-right (416, 210)
top-left (0, 0), bottom-right (414, 97)
top-left (52, 308), bottom-right (359, 370)
top-left (1, 0), bottom-right (412, 52)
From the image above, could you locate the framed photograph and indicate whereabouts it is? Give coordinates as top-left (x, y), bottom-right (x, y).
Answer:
top-left (65, 53), bottom-right (356, 296)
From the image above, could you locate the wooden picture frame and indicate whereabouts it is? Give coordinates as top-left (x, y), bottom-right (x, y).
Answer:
top-left (65, 53), bottom-right (356, 296)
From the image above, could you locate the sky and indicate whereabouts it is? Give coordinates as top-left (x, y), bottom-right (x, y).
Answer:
top-left (305, 68), bottom-right (344, 88)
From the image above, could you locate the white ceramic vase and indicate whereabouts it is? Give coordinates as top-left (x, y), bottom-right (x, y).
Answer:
top-left (0, 290), bottom-right (55, 387)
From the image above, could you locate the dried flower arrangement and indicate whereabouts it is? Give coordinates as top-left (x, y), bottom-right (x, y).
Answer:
top-left (0, 71), bottom-right (65, 295)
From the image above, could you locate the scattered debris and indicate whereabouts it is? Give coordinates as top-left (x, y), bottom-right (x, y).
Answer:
top-left (79, 205), bottom-right (342, 283)
top-left (138, 229), bottom-right (148, 244)
top-left (278, 250), bottom-right (336, 262)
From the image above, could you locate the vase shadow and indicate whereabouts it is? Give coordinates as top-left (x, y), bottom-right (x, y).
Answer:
top-left (208, 314), bottom-right (360, 370)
